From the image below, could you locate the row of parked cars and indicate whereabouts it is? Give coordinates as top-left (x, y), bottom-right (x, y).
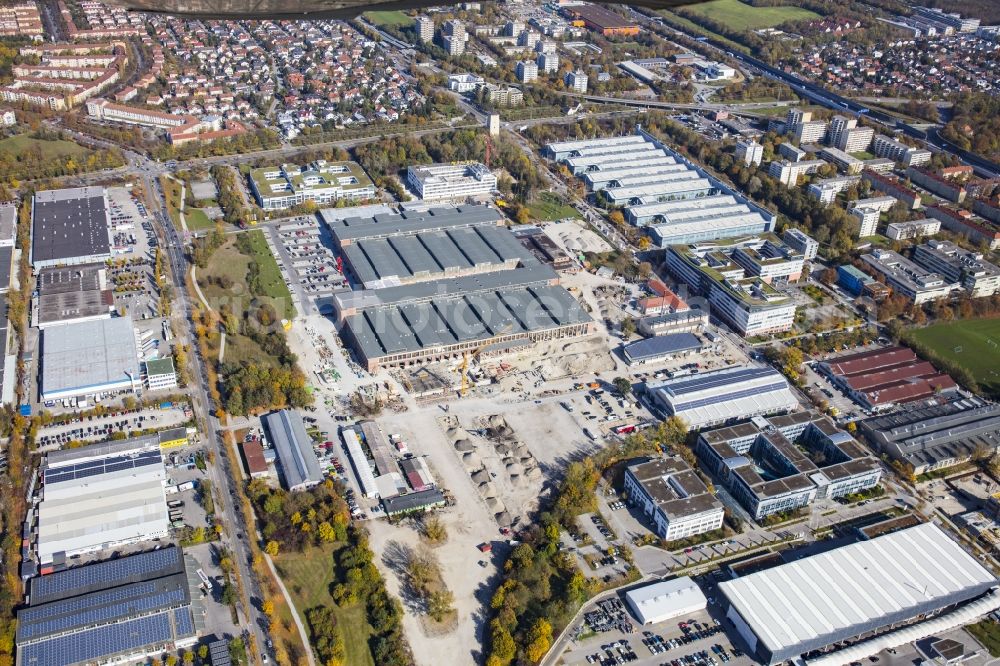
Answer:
top-left (586, 639), bottom-right (638, 664)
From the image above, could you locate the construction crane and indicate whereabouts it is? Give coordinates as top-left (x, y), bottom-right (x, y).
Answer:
top-left (458, 323), bottom-right (513, 396)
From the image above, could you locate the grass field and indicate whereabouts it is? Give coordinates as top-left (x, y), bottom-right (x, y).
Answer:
top-left (240, 230), bottom-right (294, 318)
top-left (274, 544), bottom-right (376, 666)
top-left (909, 318), bottom-right (1000, 394)
top-left (184, 208), bottom-right (215, 231)
top-left (0, 134), bottom-right (89, 160)
top-left (527, 192), bottom-right (577, 221)
top-left (684, 0), bottom-right (820, 30)
top-left (967, 620), bottom-right (1000, 656)
top-left (364, 10), bottom-right (412, 26)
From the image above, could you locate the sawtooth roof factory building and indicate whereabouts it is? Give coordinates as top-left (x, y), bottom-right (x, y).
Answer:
top-left (328, 205), bottom-right (536, 289)
top-left (335, 264), bottom-right (593, 372)
top-left (30, 187), bottom-right (113, 268)
top-left (646, 365), bottom-right (799, 429)
top-left (697, 412), bottom-right (882, 520)
top-left (17, 546), bottom-right (200, 666)
top-left (720, 523), bottom-right (998, 665)
top-left (858, 396), bottom-right (1000, 475)
top-left (34, 435), bottom-right (170, 565)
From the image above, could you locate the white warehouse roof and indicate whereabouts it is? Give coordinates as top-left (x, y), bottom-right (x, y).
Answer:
top-left (626, 577), bottom-right (707, 625)
top-left (720, 523), bottom-right (997, 664)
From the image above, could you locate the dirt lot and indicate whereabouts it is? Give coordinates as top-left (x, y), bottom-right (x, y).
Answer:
top-left (547, 219), bottom-right (614, 254)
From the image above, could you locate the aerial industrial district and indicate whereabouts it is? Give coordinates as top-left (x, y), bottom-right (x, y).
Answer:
top-left (3, 2), bottom-right (1000, 666)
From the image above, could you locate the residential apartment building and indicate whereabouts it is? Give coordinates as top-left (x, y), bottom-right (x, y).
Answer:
top-left (885, 218), bottom-right (941, 241)
top-left (808, 175), bottom-right (860, 205)
top-left (926, 205), bottom-right (1000, 250)
top-left (768, 159), bottom-right (824, 187)
top-left (415, 16), bottom-right (434, 43)
top-left (906, 167), bottom-right (967, 204)
top-left (517, 60), bottom-right (538, 82)
top-left (850, 205), bottom-right (881, 238)
top-left (736, 140), bottom-right (764, 167)
top-left (564, 70), bottom-right (588, 92)
top-left (536, 52), bottom-right (559, 73)
top-left (819, 147), bottom-right (863, 175)
top-left (863, 171), bottom-right (923, 209)
top-left (623, 457), bottom-right (725, 541)
top-left (443, 19), bottom-right (466, 56)
top-left (871, 134), bottom-right (932, 167)
top-left (793, 120), bottom-right (828, 145)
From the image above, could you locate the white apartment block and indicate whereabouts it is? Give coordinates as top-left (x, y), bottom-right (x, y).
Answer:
top-left (793, 120), bottom-right (828, 145)
top-left (564, 70), bottom-right (588, 92)
top-left (415, 16), bottom-right (434, 43)
top-left (871, 134), bottom-right (932, 167)
top-left (516, 60), bottom-right (538, 82)
top-left (768, 159), bottom-right (824, 187)
top-left (850, 206), bottom-right (881, 238)
top-left (886, 218), bottom-right (941, 241)
top-left (406, 163), bottom-right (497, 200)
top-left (736, 140), bottom-right (763, 167)
top-left (536, 52), bottom-right (559, 74)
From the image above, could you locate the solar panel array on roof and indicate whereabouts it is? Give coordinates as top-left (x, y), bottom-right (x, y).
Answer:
top-left (30, 547), bottom-right (183, 605)
top-left (19, 613), bottom-right (175, 666)
top-left (44, 449), bottom-right (161, 486)
top-left (209, 639), bottom-right (232, 666)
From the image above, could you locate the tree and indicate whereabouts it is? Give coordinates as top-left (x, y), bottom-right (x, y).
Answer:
top-left (620, 317), bottom-right (636, 339)
top-left (487, 619), bottom-right (516, 666)
top-left (265, 540), bottom-right (280, 556)
top-left (525, 617), bottom-right (553, 662)
top-left (421, 514), bottom-right (447, 544)
top-left (262, 599), bottom-right (275, 617)
top-left (608, 209), bottom-right (625, 226)
top-left (612, 376), bottom-right (632, 396)
top-left (427, 589), bottom-right (454, 622)
top-left (318, 521), bottom-right (337, 543)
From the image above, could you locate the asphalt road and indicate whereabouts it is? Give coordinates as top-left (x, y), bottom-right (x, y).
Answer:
top-left (143, 165), bottom-right (271, 663)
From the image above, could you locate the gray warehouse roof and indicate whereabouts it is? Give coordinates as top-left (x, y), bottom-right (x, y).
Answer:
top-left (719, 523), bottom-right (996, 664)
top-left (342, 270), bottom-right (590, 361)
top-left (328, 204), bottom-right (503, 243)
top-left (342, 222), bottom-right (536, 286)
top-left (41, 317), bottom-right (139, 398)
top-left (624, 333), bottom-right (702, 362)
top-left (36, 263), bottom-right (112, 327)
top-left (31, 187), bottom-right (111, 265)
top-left (262, 410), bottom-right (323, 490)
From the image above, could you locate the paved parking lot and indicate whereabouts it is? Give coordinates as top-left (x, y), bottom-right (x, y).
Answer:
top-left (36, 404), bottom-right (193, 450)
top-left (267, 217), bottom-right (348, 316)
top-left (561, 592), bottom-right (752, 666)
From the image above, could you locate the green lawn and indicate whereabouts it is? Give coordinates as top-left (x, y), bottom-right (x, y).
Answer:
top-left (528, 192), bottom-right (578, 222)
top-left (851, 150), bottom-right (876, 160)
top-left (967, 620), bottom-right (1000, 657)
top-left (909, 318), bottom-right (1000, 394)
top-left (0, 134), bottom-right (88, 160)
top-left (364, 10), bottom-right (412, 26)
top-left (684, 0), bottom-right (821, 30)
top-left (273, 544), bottom-right (376, 666)
top-left (240, 230), bottom-right (294, 318)
top-left (184, 208), bottom-right (215, 231)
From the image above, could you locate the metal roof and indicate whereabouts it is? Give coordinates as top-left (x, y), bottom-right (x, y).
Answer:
top-left (41, 317), bottom-right (139, 398)
top-left (329, 204), bottom-right (503, 243)
top-left (625, 577), bottom-right (707, 625)
top-left (262, 410), bottom-right (323, 490)
top-left (30, 546), bottom-right (184, 605)
top-left (625, 195), bottom-right (739, 217)
top-left (720, 523), bottom-right (996, 660)
top-left (623, 332), bottom-right (702, 362)
top-left (31, 187), bottom-right (112, 265)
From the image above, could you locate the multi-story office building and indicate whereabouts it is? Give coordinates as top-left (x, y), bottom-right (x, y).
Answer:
top-left (736, 139), bottom-right (764, 166)
top-left (564, 70), bottom-right (588, 92)
top-left (517, 60), bottom-right (538, 82)
top-left (859, 248), bottom-right (959, 304)
top-left (406, 163), bottom-right (497, 200)
top-left (623, 457), bottom-right (725, 541)
top-left (912, 240), bottom-right (1000, 298)
top-left (697, 411), bottom-right (882, 520)
top-left (249, 160), bottom-right (375, 210)
top-left (781, 228), bottom-right (819, 261)
top-left (666, 245), bottom-right (797, 337)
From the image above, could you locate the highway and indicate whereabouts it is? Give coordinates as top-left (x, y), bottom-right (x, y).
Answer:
top-left (632, 8), bottom-right (1000, 178)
